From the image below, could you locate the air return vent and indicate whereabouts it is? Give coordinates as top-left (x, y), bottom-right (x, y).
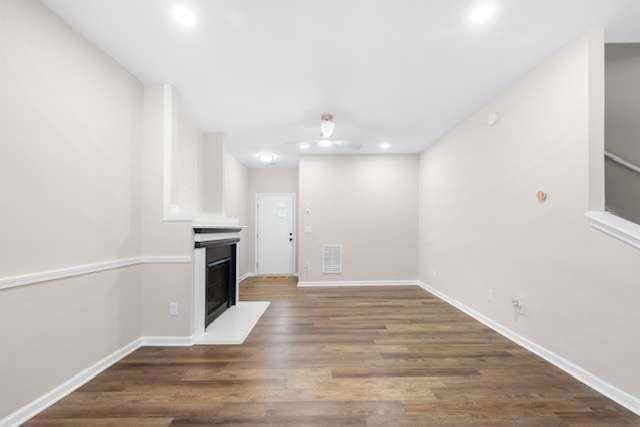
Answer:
top-left (322, 244), bottom-right (343, 274)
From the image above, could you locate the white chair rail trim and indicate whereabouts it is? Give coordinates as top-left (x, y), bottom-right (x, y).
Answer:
top-left (0, 256), bottom-right (192, 291)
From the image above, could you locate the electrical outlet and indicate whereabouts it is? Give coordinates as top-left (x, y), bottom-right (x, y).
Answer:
top-left (431, 269), bottom-right (438, 277)
top-left (488, 289), bottom-right (494, 303)
top-left (169, 302), bottom-right (178, 316)
top-left (304, 262), bottom-right (310, 273)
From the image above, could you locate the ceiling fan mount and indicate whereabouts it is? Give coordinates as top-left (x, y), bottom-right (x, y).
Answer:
top-left (286, 114), bottom-right (361, 151)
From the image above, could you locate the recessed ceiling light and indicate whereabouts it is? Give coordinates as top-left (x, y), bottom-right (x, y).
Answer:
top-left (299, 143), bottom-right (310, 150)
top-left (379, 142), bottom-right (391, 150)
top-left (468, 3), bottom-right (496, 26)
top-left (171, 5), bottom-right (197, 28)
top-left (256, 152), bottom-right (277, 164)
top-left (317, 139), bottom-right (333, 148)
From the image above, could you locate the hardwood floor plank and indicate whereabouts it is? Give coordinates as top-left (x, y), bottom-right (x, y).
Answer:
top-left (26, 278), bottom-right (640, 426)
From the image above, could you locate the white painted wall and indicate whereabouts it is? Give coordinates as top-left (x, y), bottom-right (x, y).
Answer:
top-left (0, 0), bottom-right (143, 418)
top-left (418, 34), bottom-right (640, 399)
top-left (140, 85), bottom-right (194, 255)
top-left (0, 0), bottom-right (142, 274)
top-left (247, 168), bottom-right (299, 274)
top-left (0, 1), bottom-right (263, 420)
top-left (170, 92), bottom-right (204, 214)
top-left (299, 155), bottom-right (418, 283)
top-left (201, 133), bottom-right (225, 215)
top-left (3, 0), bottom-right (637, 419)
top-left (138, 86), bottom-right (194, 337)
top-left (248, 167), bottom-right (299, 195)
top-left (605, 43), bottom-right (640, 224)
top-left (223, 149), bottom-right (251, 276)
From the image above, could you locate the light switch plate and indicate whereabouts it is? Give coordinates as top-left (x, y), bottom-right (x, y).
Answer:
top-left (169, 302), bottom-right (178, 316)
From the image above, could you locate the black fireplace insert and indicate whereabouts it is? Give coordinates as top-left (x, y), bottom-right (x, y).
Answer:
top-left (203, 240), bottom-right (237, 329)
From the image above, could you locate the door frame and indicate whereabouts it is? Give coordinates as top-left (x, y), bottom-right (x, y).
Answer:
top-left (255, 192), bottom-right (297, 275)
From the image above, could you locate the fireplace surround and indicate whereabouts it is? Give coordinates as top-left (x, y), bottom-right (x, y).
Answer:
top-left (192, 226), bottom-right (244, 340)
top-left (192, 224), bottom-right (270, 345)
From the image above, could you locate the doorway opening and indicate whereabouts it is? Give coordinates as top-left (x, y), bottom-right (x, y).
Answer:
top-left (255, 193), bottom-right (296, 276)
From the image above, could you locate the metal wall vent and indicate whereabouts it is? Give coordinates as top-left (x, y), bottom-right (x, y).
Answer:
top-left (322, 244), bottom-right (343, 274)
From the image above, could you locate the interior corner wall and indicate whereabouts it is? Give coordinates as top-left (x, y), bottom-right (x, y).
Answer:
top-left (222, 149), bottom-right (251, 276)
top-left (247, 168), bottom-right (299, 274)
top-left (418, 34), bottom-right (640, 399)
top-left (299, 155), bottom-right (418, 283)
top-left (0, 0), bottom-right (143, 419)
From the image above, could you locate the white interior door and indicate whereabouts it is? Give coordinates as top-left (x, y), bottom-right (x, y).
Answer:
top-left (256, 193), bottom-right (295, 275)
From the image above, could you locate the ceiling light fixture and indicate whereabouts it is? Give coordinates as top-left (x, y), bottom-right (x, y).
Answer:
top-left (379, 142), bottom-right (391, 150)
top-left (317, 139), bottom-right (333, 148)
top-left (256, 152), bottom-right (277, 164)
top-left (299, 143), bottom-right (310, 150)
top-left (468, 3), bottom-right (496, 26)
top-left (171, 4), bottom-right (197, 28)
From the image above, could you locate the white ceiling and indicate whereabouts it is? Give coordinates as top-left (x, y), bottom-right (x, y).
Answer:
top-left (42, 0), bottom-right (640, 167)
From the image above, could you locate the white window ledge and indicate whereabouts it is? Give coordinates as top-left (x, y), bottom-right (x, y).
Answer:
top-left (586, 211), bottom-right (640, 250)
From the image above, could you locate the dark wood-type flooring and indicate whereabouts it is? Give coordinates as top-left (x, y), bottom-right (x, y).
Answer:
top-left (27, 277), bottom-right (639, 426)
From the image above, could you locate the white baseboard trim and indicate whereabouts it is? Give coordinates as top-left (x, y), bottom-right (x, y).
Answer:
top-left (236, 272), bottom-right (300, 283)
top-left (1, 338), bottom-right (143, 427)
top-left (140, 336), bottom-right (194, 347)
top-left (1, 335), bottom-right (197, 426)
top-left (7, 279), bottom-right (638, 426)
top-left (139, 256), bottom-right (192, 264)
top-left (237, 272), bottom-right (254, 284)
top-left (297, 280), bottom-right (417, 288)
top-left (416, 281), bottom-right (640, 416)
top-left (0, 256), bottom-right (192, 291)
